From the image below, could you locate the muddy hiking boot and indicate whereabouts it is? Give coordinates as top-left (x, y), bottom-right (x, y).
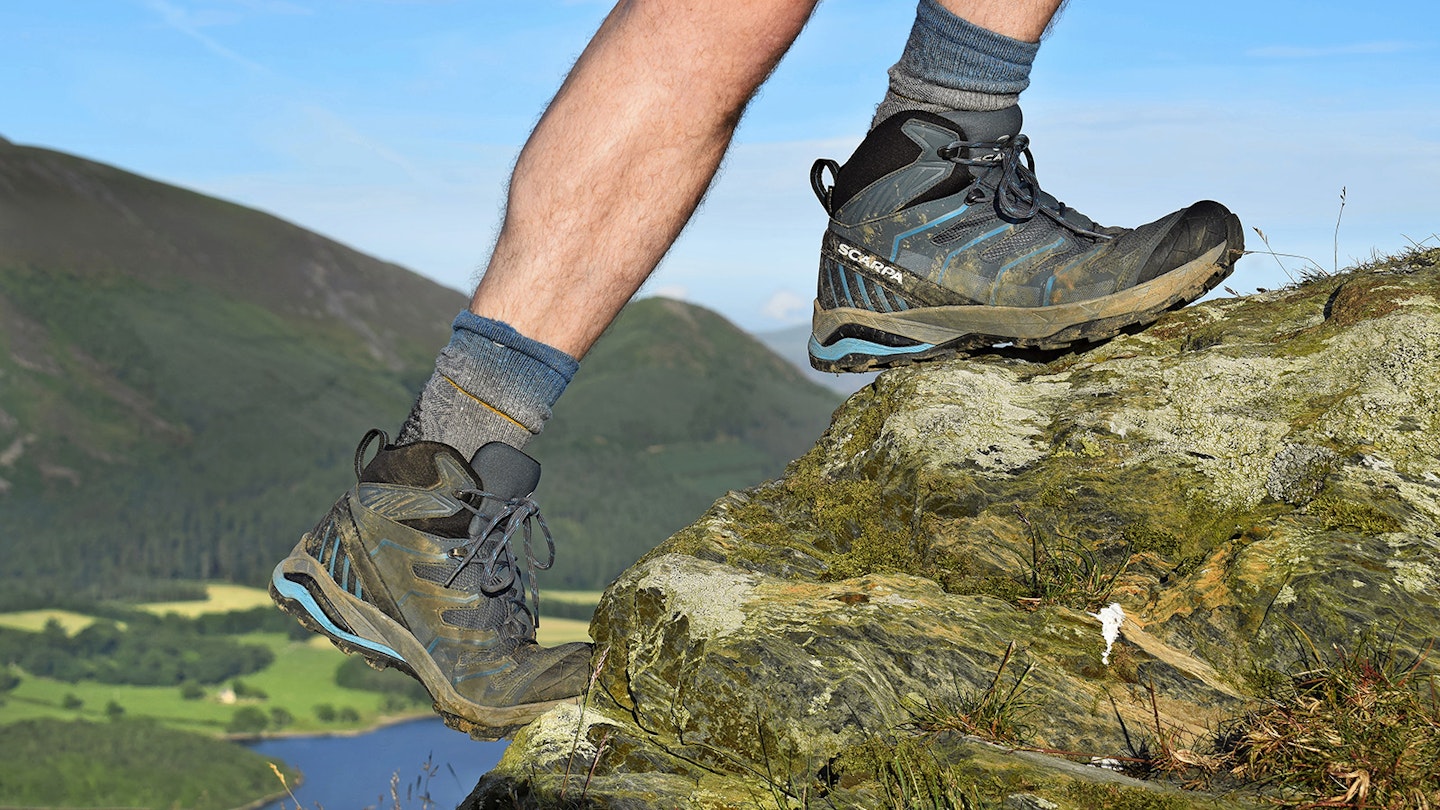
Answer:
top-left (808, 105), bottom-right (1243, 372)
top-left (269, 429), bottom-right (591, 739)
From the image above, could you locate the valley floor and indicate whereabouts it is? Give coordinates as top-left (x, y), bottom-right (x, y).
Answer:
top-left (0, 583), bottom-right (597, 809)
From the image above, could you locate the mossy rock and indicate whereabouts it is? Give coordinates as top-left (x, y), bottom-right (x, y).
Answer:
top-left (465, 249), bottom-right (1440, 809)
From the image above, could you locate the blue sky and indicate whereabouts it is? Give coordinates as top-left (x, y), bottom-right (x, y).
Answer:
top-left (5, 0), bottom-right (1438, 332)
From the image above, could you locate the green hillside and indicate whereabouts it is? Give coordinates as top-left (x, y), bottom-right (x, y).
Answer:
top-left (0, 718), bottom-right (293, 809)
top-left (0, 139), bottom-right (839, 601)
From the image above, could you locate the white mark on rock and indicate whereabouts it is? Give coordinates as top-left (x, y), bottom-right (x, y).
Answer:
top-left (1360, 454), bottom-right (1395, 471)
top-left (1273, 583), bottom-right (1298, 606)
top-left (1089, 756), bottom-right (1124, 772)
top-left (521, 702), bottom-right (621, 767)
top-left (1389, 560), bottom-right (1438, 595)
top-left (808, 687), bottom-right (834, 714)
top-left (637, 555), bottom-right (756, 638)
top-left (1088, 603), bottom-right (1125, 665)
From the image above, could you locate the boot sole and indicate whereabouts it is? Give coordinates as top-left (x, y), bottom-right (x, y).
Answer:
top-left (268, 539), bottom-right (577, 740)
top-left (809, 219), bottom-right (1241, 373)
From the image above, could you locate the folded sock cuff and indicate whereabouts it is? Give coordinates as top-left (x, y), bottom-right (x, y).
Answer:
top-left (455, 309), bottom-right (578, 392)
top-left (889, 0), bottom-right (1040, 102)
top-left (440, 312), bottom-right (578, 433)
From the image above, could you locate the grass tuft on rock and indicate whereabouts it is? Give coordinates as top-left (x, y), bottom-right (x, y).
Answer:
top-left (1306, 492), bottom-right (1403, 535)
top-left (1219, 632), bottom-right (1440, 809)
top-left (902, 641), bottom-right (1040, 746)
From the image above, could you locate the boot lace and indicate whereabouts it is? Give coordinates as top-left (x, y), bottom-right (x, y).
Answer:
top-left (445, 490), bottom-right (556, 636)
top-left (940, 134), bottom-right (1112, 240)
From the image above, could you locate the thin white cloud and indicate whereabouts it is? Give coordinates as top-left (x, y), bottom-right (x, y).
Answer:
top-left (761, 290), bottom-right (810, 324)
top-left (232, 0), bottom-right (311, 13)
top-left (297, 105), bottom-right (428, 182)
top-left (644, 285), bottom-right (689, 301)
top-left (1247, 41), bottom-right (1419, 59)
top-left (141, 0), bottom-right (268, 73)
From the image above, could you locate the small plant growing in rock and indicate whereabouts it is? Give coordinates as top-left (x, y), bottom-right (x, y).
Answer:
top-left (871, 738), bottom-right (990, 810)
top-left (1012, 510), bottom-right (1128, 612)
top-left (559, 647), bottom-right (613, 806)
top-left (829, 736), bottom-right (994, 810)
top-left (1108, 684), bottom-right (1225, 784)
top-left (902, 641), bottom-right (1039, 746)
top-left (1218, 630), bottom-right (1440, 809)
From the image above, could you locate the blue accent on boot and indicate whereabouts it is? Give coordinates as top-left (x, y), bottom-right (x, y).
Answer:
top-left (271, 568), bottom-right (405, 662)
top-left (891, 204), bottom-right (968, 260)
top-left (808, 335), bottom-right (935, 363)
top-left (837, 262), bottom-right (856, 307)
top-left (855, 273), bottom-right (878, 311)
top-left (989, 237), bottom-right (1066, 305)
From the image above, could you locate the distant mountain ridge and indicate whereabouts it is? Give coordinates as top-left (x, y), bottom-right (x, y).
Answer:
top-left (753, 323), bottom-right (878, 395)
top-left (0, 139), bottom-right (838, 601)
top-left (0, 142), bottom-right (461, 366)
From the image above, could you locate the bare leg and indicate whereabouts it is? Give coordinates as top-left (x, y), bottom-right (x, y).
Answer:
top-left (934, 0), bottom-right (1066, 43)
top-left (471, 0), bottom-right (820, 358)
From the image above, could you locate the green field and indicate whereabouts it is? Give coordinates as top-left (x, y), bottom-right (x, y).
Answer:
top-left (137, 583), bottom-right (277, 617)
top-left (536, 617), bottom-right (592, 646)
top-left (0, 609), bottom-right (109, 634)
top-left (546, 590), bottom-right (606, 605)
top-left (0, 585), bottom-right (602, 736)
top-left (0, 633), bottom-right (417, 735)
top-left (538, 589), bottom-right (602, 644)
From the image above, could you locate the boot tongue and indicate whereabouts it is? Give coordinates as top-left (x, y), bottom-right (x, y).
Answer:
top-left (468, 442), bottom-right (542, 502)
top-left (940, 106), bottom-right (1034, 203)
top-left (464, 442), bottom-right (544, 608)
top-left (940, 105), bottom-right (1023, 143)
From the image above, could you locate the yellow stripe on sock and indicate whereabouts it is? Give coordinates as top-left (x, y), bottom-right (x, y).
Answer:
top-left (439, 374), bottom-right (530, 433)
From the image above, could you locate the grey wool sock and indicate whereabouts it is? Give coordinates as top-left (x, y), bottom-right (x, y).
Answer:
top-left (873, 0), bottom-right (1041, 126)
top-left (397, 312), bottom-right (578, 458)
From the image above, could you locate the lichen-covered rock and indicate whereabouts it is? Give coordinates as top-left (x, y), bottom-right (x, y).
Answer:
top-left (465, 251), bottom-right (1440, 809)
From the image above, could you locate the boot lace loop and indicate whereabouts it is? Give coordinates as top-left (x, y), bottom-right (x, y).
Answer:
top-left (446, 490), bottom-right (556, 632)
top-left (942, 134), bottom-right (1111, 240)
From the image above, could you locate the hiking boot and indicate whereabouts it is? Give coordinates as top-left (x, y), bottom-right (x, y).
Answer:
top-left (269, 429), bottom-right (591, 739)
top-left (808, 106), bottom-right (1243, 371)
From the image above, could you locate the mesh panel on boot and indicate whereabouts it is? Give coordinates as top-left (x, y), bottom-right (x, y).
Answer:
top-left (981, 221), bottom-right (1059, 262)
top-left (414, 557), bottom-right (528, 636)
top-left (412, 558), bottom-right (516, 593)
top-left (441, 602), bottom-right (517, 632)
top-left (931, 209), bottom-right (1004, 247)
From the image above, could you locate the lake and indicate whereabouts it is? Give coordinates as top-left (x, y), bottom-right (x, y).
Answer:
top-left (248, 718), bottom-right (508, 809)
